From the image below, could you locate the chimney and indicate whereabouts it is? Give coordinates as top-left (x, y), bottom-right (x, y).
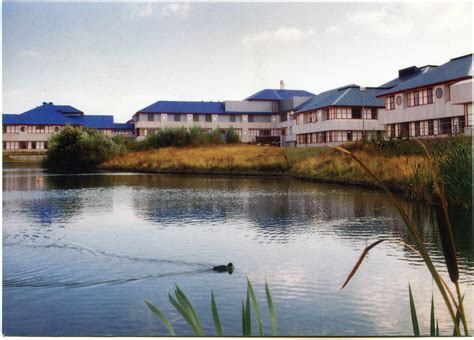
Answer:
top-left (48, 102), bottom-right (53, 105)
top-left (280, 80), bottom-right (285, 90)
top-left (42, 102), bottom-right (47, 105)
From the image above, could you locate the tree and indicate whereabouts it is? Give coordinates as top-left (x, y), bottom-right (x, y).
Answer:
top-left (43, 125), bottom-right (118, 173)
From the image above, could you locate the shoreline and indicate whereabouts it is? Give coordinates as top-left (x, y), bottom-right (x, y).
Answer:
top-left (99, 166), bottom-right (405, 194)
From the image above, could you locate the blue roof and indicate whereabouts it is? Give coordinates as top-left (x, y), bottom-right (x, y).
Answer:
top-left (113, 123), bottom-right (135, 130)
top-left (2, 103), bottom-right (128, 129)
top-left (378, 54), bottom-right (473, 96)
top-left (296, 85), bottom-right (385, 113)
top-left (138, 101), bottom-right (225, 114)
top-left (379, 66), bottom-right (435, 89)
top-left (246, 89), bottom-right (315, 101)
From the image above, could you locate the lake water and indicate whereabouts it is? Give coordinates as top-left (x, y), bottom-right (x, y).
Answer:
top-left (2, 168), bottom-right (473, 336)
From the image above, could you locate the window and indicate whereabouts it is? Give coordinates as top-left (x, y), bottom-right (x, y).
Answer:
top-left (279, 113), bottom-right (287, 122)
top-left (54, 127), bottom-right (59, 132)
top-left (31, 142), bottom-right (37, 150)
top-left (396, 96), bottom-right (402, 106)
top-left (230, 115), bottom-right (236, 122)
top-left (248, 115), bottom-right (254, 123)
top-left (260, 129), bottom-right (271, 136)
top-left (174, 114), bottom-right (181, 122)
top-left (371, 108), bottom-right (378, 119)
top-left (428, 120), bottom-right (434, 136)
top-left (347, 131), bottom-right (353, 141)
top-left (415, 121), bottom-right (420, 137)
top-left (193, 114), bottom-right (199, 122)
top-left (352, 108), bottom-right (362, 119)
top-left (436, 88), bottom-right (443, 99)
top-left (458, 116), bottom-right (465, 132)
top-left (44, 142), bottom-right (48, 149)
top-left (414, 92), bottom-right (420, 106)
top-left (399, 123), bottom-right (409, 138)
top-left (427, 88), bottom-right (433, 104)
top-left (20, 126), bottom-right (26, 132)
top-left (407, 88), bottom-right (435, 107)
top-left (147, 113), bottom-right (154, 122)
top-left (439, 118), bottom-right (452, 135)
top-left (3, 125), bottom-right (6, 133)
top-left (205, 115), bottom-right (212, 122)
top-left (19, 142), bottom-right (27, 149)
top-left (2, 142), bottom-right (5, 149)
top-left (386, 96), bottom-right (395, 110)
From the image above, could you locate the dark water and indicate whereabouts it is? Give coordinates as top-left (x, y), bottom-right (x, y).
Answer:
top-left (2, 168), bottom-right (473, 336)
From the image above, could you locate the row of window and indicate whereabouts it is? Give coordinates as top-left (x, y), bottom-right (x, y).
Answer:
top-left (3, 125), bottom-right (62, 134)
top-left (296, 107), bottom-right (378, 124)
top-left (137, 113), bottom-right (273, 123)
top-left (3, 141), bottom-right (48, 150)
top-left (384, 116), bottom-right (465, 138)
top-left (296, 130), bottom-right (365, 144)
top-left (2, 125), bottom-right (134, 136)
top-left (385, 86), bottom-right (451, 110)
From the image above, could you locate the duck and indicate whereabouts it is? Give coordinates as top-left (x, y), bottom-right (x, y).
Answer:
top-left (212, 262), bottom-right (234, 273)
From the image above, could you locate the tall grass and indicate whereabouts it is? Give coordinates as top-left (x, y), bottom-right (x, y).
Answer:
top-left (335, 141), bottom-right (470, 336)
top-left (145, 279), bottom-right (277, 336)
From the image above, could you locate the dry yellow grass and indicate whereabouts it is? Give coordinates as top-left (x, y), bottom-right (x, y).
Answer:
top-left (100, 145), bottom-right (291, 173)
top-left (101, 144), bottom-right (432, 198)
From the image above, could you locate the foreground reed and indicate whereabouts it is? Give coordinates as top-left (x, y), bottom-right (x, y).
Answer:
top-left (335, 142), bottom-right (469, 336)
top-left (145, 278), bottom-right (277, 336)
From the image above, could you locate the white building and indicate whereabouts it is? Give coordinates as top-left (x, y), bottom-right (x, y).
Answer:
top-left (292, 85), bottom-right (385, 146)
top-left (133, 85), bottom-right (315, 144)
top-left (377, 54), bottom-right (472, 138)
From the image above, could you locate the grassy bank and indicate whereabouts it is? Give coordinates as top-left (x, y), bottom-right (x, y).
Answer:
top-left (100, 137), bottom-right (471, 208)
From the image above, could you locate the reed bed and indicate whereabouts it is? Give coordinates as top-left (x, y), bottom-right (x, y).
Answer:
top-left (101, 145), bottom-right (291, 173)
top-left (101, 136), bottom-right (470, 209)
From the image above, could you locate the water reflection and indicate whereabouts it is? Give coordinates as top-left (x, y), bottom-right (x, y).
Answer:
top-left (3, 169), bottom-right (473, 336)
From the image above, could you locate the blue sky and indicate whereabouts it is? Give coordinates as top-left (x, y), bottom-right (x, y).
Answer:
top-left (2, 2), bottom-right (472, 122)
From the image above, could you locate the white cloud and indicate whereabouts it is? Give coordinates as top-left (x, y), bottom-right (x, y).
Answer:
top-left (161, 2), bottom-right (190, 18)
top-left (347, 3), bottom-right (471, 38)
top-left (348, 5), bottom-right (413, 37)
top-left (242, 27), bottom-right (314, 46)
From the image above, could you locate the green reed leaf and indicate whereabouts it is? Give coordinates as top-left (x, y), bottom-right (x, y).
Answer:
top-left (409, 284), bottom-right (420, 336)
top-left (265, 281), bottom-right (277, 336)
top-left (247, 277), bottom-right (263, 336)
top-left (211, 291), bottom-right (223, 336)
top-left (144, 300), bottom-right (176, 336)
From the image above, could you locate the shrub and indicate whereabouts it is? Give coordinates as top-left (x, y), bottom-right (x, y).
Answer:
top-left (210, 129), bottom-right (224, 144)
top-left (225, 127), bottom-right (241, 144)
top-left (43, 125), bottom-right (118, 173)
top-left (111, 134), bottom-right (139, 155)
top-left (189, 127), bottom-right (211, 146)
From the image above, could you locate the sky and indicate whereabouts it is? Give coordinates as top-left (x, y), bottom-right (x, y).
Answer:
top-left (2, 2), bottom-right (472, 123)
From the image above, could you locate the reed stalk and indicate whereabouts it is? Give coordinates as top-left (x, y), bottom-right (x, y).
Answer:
top-left (334, 145), bottom-right (466, 335)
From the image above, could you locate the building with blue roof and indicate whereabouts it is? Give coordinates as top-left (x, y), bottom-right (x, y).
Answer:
top-left (377, 54), bottom-right (472, 138)
top-left (3, 102), bottom-right (134, 152)
top-left (291, 85), bottom-right (385, 145)
top-left (133, 81), bottom-right (315, 144)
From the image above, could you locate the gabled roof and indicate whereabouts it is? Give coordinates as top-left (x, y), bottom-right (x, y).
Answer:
top-left (138, 101), bottom-right (225, 114)
top-left (296, 85), bottom-right (385, 113)
top-left (378, 54), bottom-right (473, 97)
top-left (2, 102), bottom-right (132, 129)
top-left (245, 89), bottom-right (315, 101)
